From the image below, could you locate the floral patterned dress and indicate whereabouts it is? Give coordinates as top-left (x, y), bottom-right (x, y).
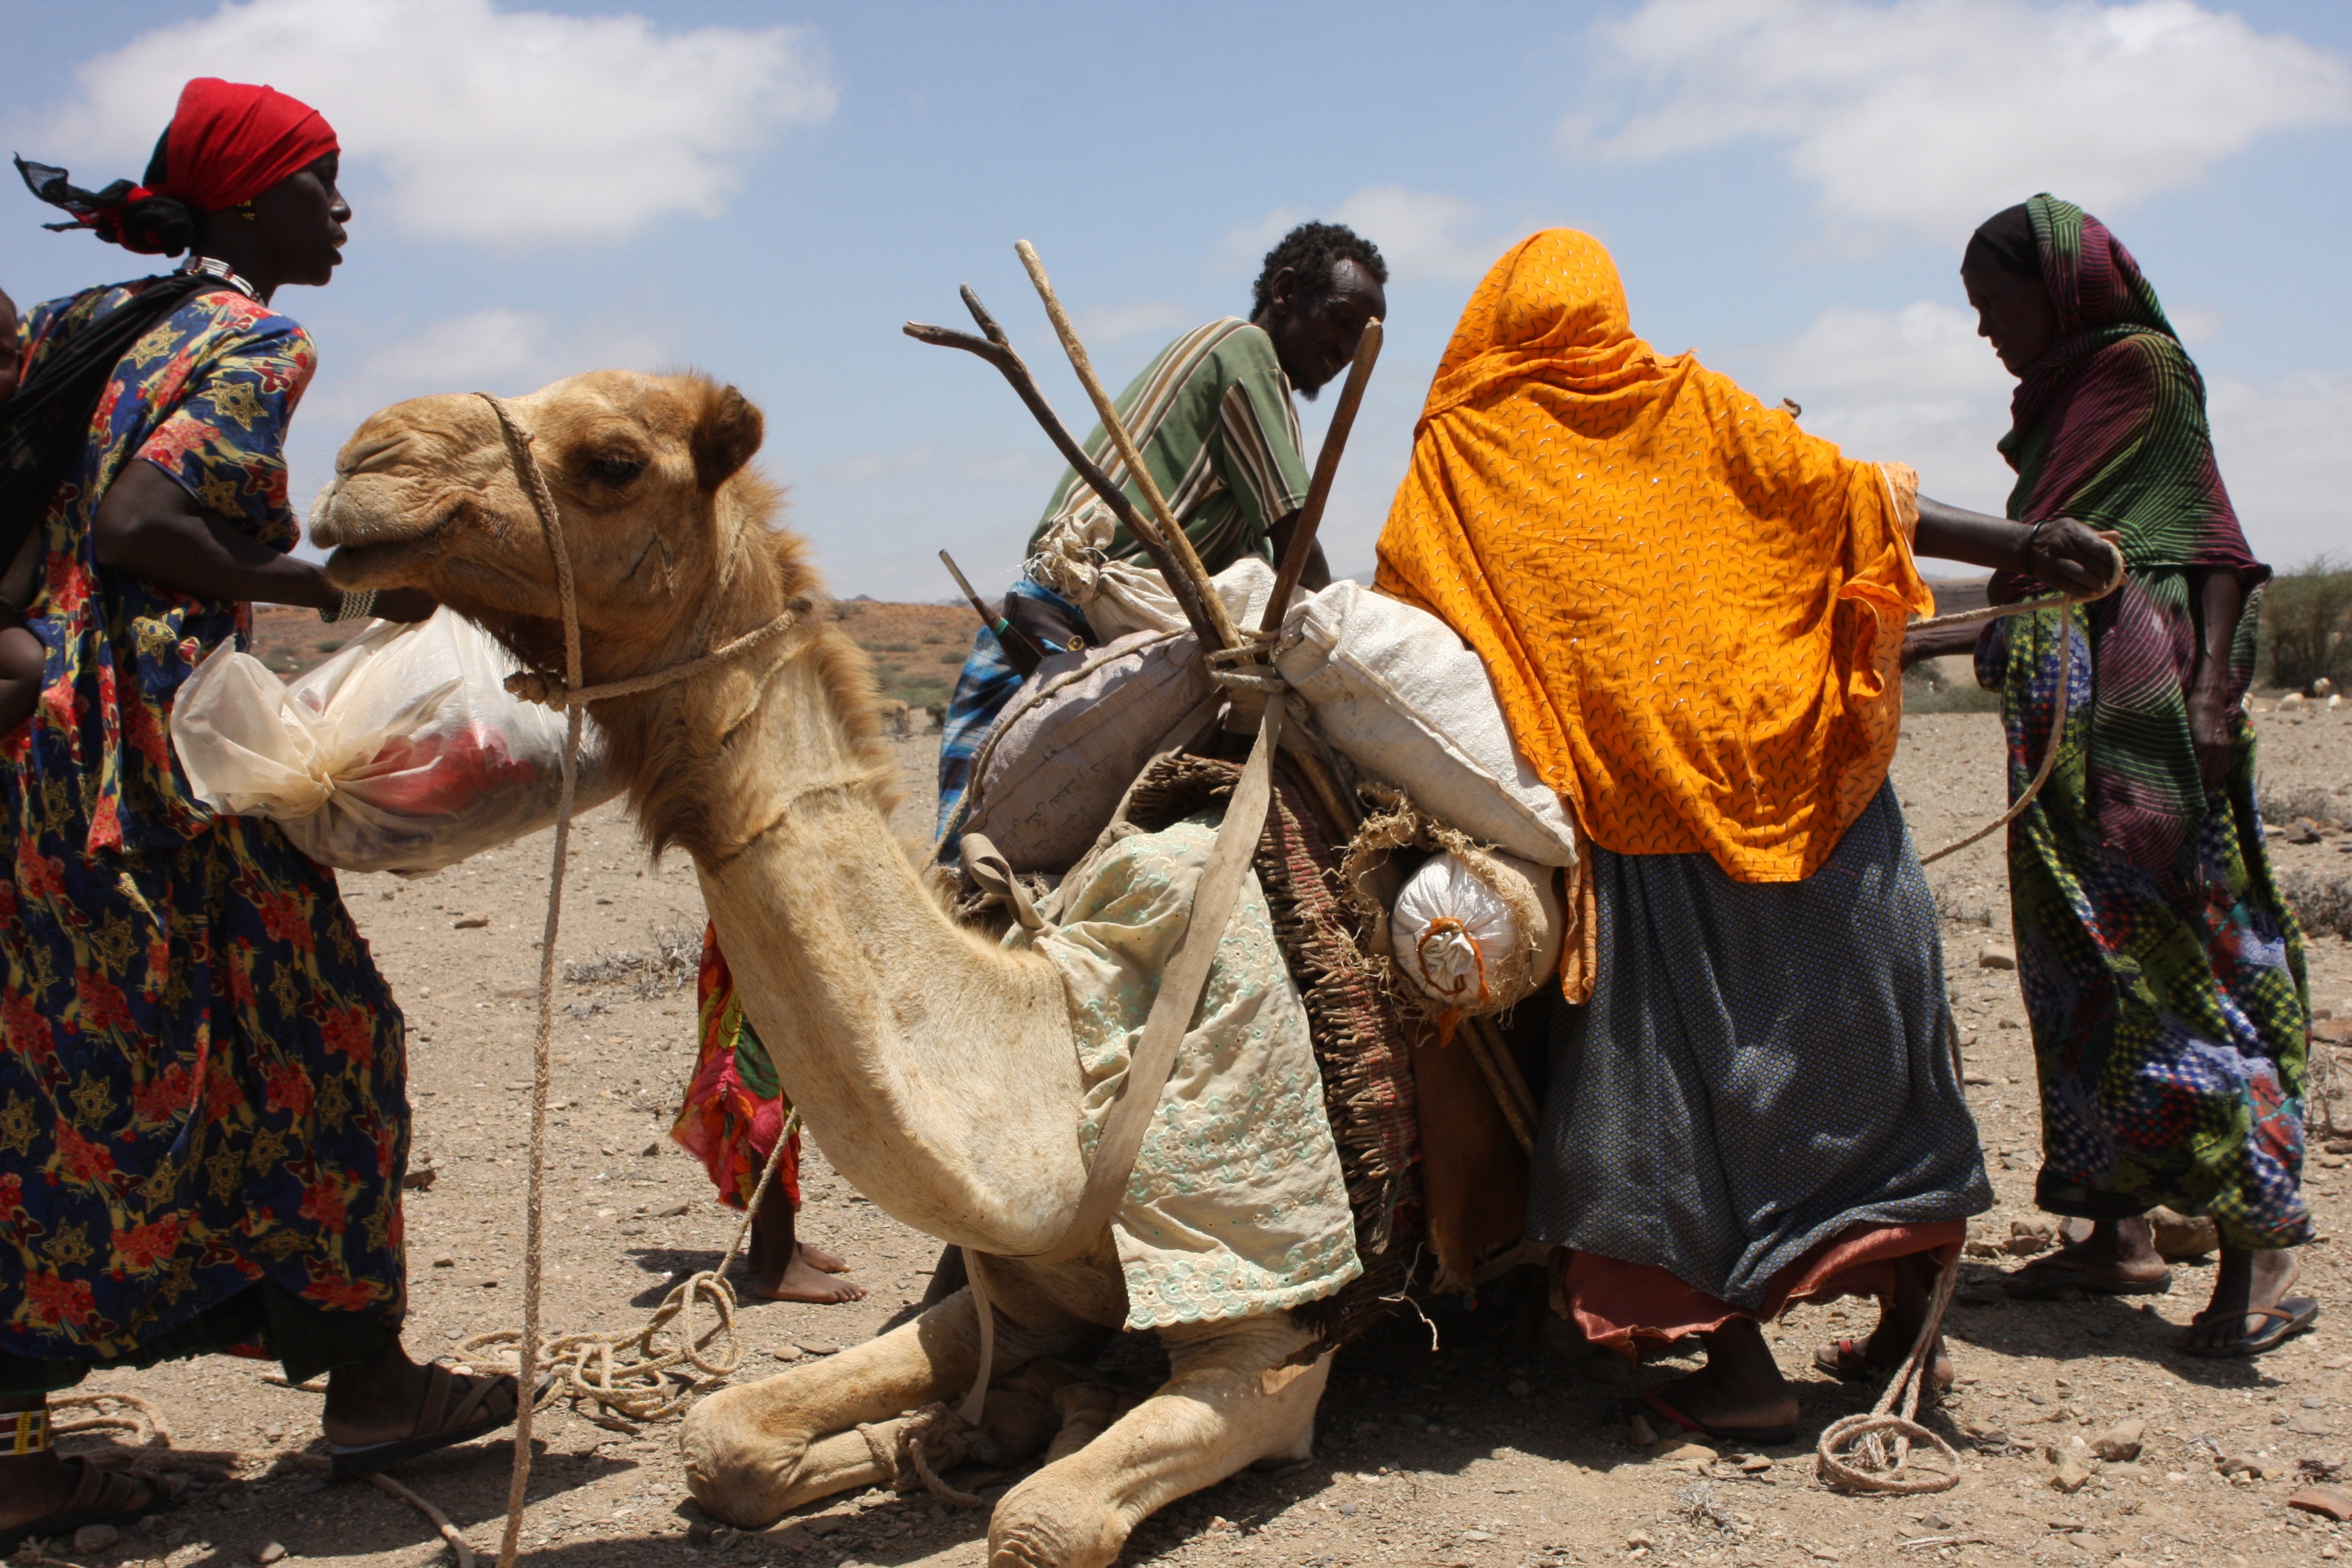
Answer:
top-left (0, 280), bottom-right (407, 1387)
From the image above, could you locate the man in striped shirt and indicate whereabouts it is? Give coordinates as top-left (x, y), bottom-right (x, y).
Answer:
top-left (936, 223), bottom-right (1387, 843)
top-left (1028, 221), bottom-right (1389, 584)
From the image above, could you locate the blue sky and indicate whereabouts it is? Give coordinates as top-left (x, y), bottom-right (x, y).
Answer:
top-left (3, 0), bottom-right (2346, 598)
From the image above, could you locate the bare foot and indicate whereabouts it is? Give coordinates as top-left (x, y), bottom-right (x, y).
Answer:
top-left (756, 1244), bottom-right (868, 1305)
top-left (795, 1242), bottom-right (854, 1275)
top-left (1645, 1319), bottom-right (1798, 1436)
top-left (2181, 1246), bottom-right (2308, 1353)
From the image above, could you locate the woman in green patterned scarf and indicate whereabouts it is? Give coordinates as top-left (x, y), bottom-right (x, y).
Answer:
top-left (1915, 195), bottom-right (2312, 1356)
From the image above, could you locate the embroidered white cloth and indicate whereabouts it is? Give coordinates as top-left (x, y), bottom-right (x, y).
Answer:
top-left (1013, 812), bottom-right (1362, 1331)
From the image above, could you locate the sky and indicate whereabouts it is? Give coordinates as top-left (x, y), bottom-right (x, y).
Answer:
top-left (2, 0), bottom-right (2345, 599)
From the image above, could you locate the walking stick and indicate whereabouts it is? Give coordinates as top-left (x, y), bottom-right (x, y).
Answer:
top-left (1261, 318), bottom-right (1382, 633)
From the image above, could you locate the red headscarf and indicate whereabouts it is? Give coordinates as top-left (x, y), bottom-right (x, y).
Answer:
top-left (16, 77), bottom-right (339, 254)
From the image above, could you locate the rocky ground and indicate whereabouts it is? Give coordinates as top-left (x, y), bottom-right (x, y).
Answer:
top-left (34, 668), bottom-right (2352, 1568)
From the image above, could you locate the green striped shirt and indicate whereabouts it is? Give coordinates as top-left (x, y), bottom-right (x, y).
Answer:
top-left (1028, 318), bottom-right (1311, 575)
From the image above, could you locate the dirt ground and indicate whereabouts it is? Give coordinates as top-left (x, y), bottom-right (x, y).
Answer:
top-left (40, 657), bottom-right (2352, 1568)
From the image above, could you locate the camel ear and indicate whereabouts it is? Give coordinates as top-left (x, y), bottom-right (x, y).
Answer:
top-left (692, 384), bottom-right (763, 489)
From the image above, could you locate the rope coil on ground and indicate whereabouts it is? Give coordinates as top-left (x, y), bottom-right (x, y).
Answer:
top-left (1815, 1256), bottom-right (1966, 1494)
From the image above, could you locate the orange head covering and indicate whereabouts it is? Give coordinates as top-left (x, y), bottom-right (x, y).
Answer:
top-left (1375, 230), bottom-right (1929, 884)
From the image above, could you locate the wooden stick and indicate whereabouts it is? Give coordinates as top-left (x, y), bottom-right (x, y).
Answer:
top-left (1261, 319), bottom-right (1382, 634)
top-left (938, 549), bottom-right (1045, 675)
top-left (1015, 240), bottom-right (1241, 653)
top-left (903, 291), bottom-right (1224, 653)
top-left (1457, 1015), bottom-right (1537, 1155)
top-left (1468, 1013), bottom-right (1543, 1137)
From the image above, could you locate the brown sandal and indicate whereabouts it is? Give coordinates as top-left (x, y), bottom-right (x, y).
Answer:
top-left (328, 1362), bottom-right (526, 1478)
top-left (0, 1460), bottom-right (188, 1550)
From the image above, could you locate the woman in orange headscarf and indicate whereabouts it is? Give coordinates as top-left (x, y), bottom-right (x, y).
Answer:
top-left (1378, 230), bottom-right (2112, 1439)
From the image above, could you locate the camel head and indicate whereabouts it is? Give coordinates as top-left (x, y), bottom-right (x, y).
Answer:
top-left (314, 370), bottom-right (894, 860)
top-left (312, 370), bottom-right (795, 681)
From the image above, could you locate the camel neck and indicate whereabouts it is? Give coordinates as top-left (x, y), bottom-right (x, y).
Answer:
top-left (663, 607), bottom-right (1088, 1252)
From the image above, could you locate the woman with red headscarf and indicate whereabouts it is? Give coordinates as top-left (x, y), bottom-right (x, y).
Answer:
top-left (0, 81), bottom-right (516, 1543)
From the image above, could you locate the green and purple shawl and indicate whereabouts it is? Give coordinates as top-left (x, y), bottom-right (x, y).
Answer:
top-left (1991, 194), bottom-right (2267, 874)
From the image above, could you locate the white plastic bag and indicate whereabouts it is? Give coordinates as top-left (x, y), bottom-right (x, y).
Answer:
top-left (171, 609), bottom-right (619, 874)
top-left (1390, 849), bottom-right (1564, 1014)
top-left (1276, 580), bottom-right (1579, 867)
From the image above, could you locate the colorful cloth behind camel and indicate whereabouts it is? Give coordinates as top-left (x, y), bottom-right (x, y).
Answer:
top-left (933, 579), bottom-right (1093, 852)
top-left (1016, 813), bottom-right (1361, 1331)
top-left (1, 282), bottom-right (408, 1370)
top-left (1990, 194), bottom-right (2267, 875)
top-left (1978, 610), bottom-right (2308, 1249)
top-left (1973, 196), bottom-right (2307, 1249)
top-left (1374, 230), bottom-right (1930, 884)
top-left (670, 926), bottom-right (802, 1212)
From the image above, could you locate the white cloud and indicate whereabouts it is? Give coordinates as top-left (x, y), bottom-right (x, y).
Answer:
top-left (2208, 371), bottom-right (2352, 569)
top-left (1219, 185), bottom-right (1502, 284)
top-left (1569, 0), bottom-right (2352, 240)
top-left (1074, 301), bottom-right (1192, 346)
top-left (818, 443), bottom-right (937, 486)
top-left (29, 0), bottom-right (837, 246)
top-left (1748, 299), bottom-right (2347, 565)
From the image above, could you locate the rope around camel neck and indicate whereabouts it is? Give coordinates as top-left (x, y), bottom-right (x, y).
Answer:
top-left (473, 392), bottom-right (805, 1564)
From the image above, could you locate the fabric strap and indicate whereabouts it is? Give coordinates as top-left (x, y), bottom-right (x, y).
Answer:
top-left (958, 699), bottom-right (1285, 1421)
top-left (7, 1408), bottom-right (50, 1455)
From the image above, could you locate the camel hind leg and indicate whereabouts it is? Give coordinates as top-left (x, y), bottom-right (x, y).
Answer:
top-left (986, 1312), bottom-right (1331, 1568)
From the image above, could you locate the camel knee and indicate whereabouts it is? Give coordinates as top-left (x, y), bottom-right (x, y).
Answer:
top-left (988, 1472), bottom-right (1135, 1568)
top-left (679, 1379), bottom-right (822, 1529)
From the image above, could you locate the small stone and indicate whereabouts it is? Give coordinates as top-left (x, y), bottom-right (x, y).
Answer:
top-left (795, 1339), bottom-right (839, 1356)
top-left (431, 1255), bottom-right (454, 1268)
top-left (1336, 1501), bottom-right (1359, 1517)
top-left (2291, 1484), bottom-right (2352, 1521)
top-left (2149, 1207), bottom-right (2219, 1259)
top-left (640, 1142), bottom-right (661, 1157)
top-left (771, 1344), bottom-right (802, 1361)
top-left (1978, 942), bottom-right (2017, 970)
top-left (1963, 1073), bottom-right (1995, 1086)
top-left (2051, 1455), bottom-right (2092, 1492)
top-left (1739, 1454), bottom-right (1773, 1472)
top-left (657, 1202), bottom-right (690, 1218)
top-left (2005, 1232), bottom-right (2051, 1256)
top-left (1463, 1528), bottom-right (1497, 1541)
top-left (2091, 1419), bottom-right (2145, 1462)
top-left (452, 912), bottom-right (490, 929)
top-left (1964, 1240), bottom-right (2001, 1258)
top-left (1627, 1412), bottom-right (1659, 1447)
top-left (2218, 1452), bottom-right (2265, 1478)
top-left (255, 1544), bottom-right (287, 1566)
top-left (401, 1165), bottom-right (437, 1191)
top-left (74, 1525), bottom-right (121, 1552)
top-left (1650, 1439), bottom-right (1718, 1467)
top-left (1625, 1533), bottom-right (1653, 1550)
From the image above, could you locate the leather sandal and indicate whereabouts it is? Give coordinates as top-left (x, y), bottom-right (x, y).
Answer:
top-left (328, 1362), bottom-right (526, 1478)
top-left (1812, 1336), bottom-right (1955, 1396)
top-left (2178, 1297), bottom-right (2319, 1359)
top-left (0, 1460), bottom-right (188, 1550)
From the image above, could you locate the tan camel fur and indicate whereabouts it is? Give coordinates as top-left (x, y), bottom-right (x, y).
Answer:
top-left (310, 371), bottom-right (1333, 1566)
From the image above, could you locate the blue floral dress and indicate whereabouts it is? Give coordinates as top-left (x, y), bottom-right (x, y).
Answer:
top-left (0, 280), bottom-right (407, 1387)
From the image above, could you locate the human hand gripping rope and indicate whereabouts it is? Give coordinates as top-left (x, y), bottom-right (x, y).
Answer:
top-left (1815, 534), bottom-right (2124, 1497)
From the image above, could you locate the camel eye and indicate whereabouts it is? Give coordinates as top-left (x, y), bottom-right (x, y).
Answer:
top-left (585, 454), bottom-right (644, 487)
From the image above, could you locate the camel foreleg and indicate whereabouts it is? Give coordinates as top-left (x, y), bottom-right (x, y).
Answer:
top-left (681, 1280), bottom-right (1100, 1528)
top-left (986, 1312), bottom-right (1331, 1568)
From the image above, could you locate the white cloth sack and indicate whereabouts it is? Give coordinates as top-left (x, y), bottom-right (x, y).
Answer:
top-left (1390, 849), bottom-right (1564, 1013)
top-left (1275, 580), bottom-right (1578, 866)
top-left (1027, 512), bottom-right (1279, 643)
top-left (959, 626), bottom-right (1217, 874)
top-left (171, 609), bottom-right (619, 874)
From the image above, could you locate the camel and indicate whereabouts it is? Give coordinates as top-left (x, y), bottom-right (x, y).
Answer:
top-left (309, 371), bottom-right (1339, 1566)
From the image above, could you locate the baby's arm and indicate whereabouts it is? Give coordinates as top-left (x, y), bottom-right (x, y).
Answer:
top-left (0, 609), bottom-right (38, 740)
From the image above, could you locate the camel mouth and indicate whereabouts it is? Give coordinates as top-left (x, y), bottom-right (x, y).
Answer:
top-left (318, 498), bottom-right (465, 590)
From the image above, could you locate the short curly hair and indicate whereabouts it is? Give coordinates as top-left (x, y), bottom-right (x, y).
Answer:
top-left (1250, 221), bottom-right (1388, 316)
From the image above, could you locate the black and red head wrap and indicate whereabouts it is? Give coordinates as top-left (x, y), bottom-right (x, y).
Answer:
top-left (15, 77), bottom-right (339, 255)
